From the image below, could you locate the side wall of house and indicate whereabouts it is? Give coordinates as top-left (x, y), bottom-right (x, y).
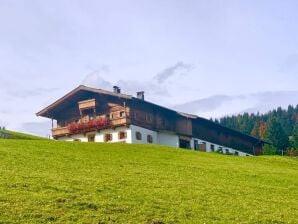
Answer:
top-left (191, 138), bottom-right (251, 156)
top-left (57, 126), bottom-right (132, 143)
top-left (130, 125), bottom-right (158, 144)
top-left (158, 132), bottom-right (179, 148)
top-left (192, 119), bottom-right (259, 155)
top-left (56, 124), bottom-right (181, 148)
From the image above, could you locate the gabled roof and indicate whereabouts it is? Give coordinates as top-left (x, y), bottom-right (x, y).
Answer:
top-left (36, 85), bottom-right (133, 117)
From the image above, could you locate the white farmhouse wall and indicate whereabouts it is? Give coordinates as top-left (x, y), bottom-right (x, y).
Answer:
top-left (56, 125), bottom-right (251, 156)
top-left (130, 125), bottom-right (157, 144)
top-left (58, 134), bottom-right (87, 142)
top-left (95, 126), bottom-right (132, 143)
top-left (157, 132), bottom-right (179, 148)
top-left (57, 127), bottom-right (132, 143)
top-left (191, 138), bottom-right (252, 156)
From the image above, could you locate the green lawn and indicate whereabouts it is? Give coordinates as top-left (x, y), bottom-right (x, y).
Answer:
top-left (0, 140), bottom-right (297, 223)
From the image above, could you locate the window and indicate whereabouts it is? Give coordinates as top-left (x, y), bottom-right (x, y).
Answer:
top-left (194, 140), bottom-right (199, 150)
top-left (118, 131), bottom-right (127, 140)
top-left (135, 131), bottom-right (142, 140)
top-left (234, 151), bottom-right (239, 156)
top-left (120, 111), bottom-right (125, 117)
top-left (216, 146), bottom-right (223, 153)
top-left (225, 149), bottom-right (229, 154)
top-left (104, 133), bottom-right (112, 142)
top-left (210, 144), bottom-right (215, 152)
top-left (147, 134), bottom-right (153, 143)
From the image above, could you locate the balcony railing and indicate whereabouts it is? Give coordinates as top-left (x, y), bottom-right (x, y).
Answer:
top-left (52, 116), bottom-right (129, 138)
top-left (52, 126), bottom-right (70, 137)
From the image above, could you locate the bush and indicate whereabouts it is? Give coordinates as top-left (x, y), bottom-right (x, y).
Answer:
top-left (286, 148), bottom-right (298, 157)
top-left (263, 144), bottom-right (278, 155)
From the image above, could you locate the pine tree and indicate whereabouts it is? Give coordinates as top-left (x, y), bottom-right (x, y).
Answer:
top-left (265, 117), bottom-right (289, 153)
top-left (291, 123), bottom-right (298, 149)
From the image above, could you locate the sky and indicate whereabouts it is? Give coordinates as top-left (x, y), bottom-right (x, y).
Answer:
top-left (0, 0), bottom-right (298, 137)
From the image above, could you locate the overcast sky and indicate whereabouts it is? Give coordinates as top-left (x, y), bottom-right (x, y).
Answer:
top-left (0, 0), bottom-right (298, 136)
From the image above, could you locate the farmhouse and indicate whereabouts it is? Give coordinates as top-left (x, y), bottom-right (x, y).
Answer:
top-left (37, 85), bottom-right (265, 156)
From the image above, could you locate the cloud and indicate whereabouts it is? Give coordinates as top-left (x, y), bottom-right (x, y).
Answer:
top-left (116, 79), bottom-right (169, 97)
top-left (154, 61), bottom-right (194, 83)
top-left (173, 95), bottom-right (235, 113)
top-left (0, 109), bottom-right (10, 115)
top-left (172, 91), bottom-right (298, 118)
top-left (80, 61), bottom-right (194, 102)
top-left (81, 67), bottom-right (113, 89)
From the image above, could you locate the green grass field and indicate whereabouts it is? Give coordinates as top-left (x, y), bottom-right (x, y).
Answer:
top-left (0, 129), bottom-right (45, 140)
top-left (0, 139), bottom-right (297, 223)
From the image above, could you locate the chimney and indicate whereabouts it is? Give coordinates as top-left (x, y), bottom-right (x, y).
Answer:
top-left (137, 91), bottom-right (145, 100)
top-left (113, 86), bottom-right (121, 94)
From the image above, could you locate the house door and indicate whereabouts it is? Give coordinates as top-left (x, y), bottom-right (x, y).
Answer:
top-left (179, 136), bottom-right (191, 149)
top-left (87, 134), bottom-right (95, 142)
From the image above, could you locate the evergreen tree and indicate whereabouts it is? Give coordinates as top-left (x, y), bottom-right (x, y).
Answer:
top-left (265, 117), bottom-right (289, 153)
top-left (290, 123), bottom-right (298, 149)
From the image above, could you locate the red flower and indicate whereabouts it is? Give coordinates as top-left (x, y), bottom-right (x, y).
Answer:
top-left (67, 118), bottom-right (110, 134)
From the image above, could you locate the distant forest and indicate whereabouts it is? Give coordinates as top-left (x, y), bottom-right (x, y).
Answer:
top-left (213, 105), bottom-right (298, 155)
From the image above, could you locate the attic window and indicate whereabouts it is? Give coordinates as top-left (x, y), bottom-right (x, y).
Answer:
top-left (120, 111), bottom-right (125, 117)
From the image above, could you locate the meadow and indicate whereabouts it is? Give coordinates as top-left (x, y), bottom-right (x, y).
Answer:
top-left (0, 139), bottom-right (297, 223)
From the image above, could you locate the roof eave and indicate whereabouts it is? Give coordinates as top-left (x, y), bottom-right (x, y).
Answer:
top-left (36, 85), bottom-right (133, 118)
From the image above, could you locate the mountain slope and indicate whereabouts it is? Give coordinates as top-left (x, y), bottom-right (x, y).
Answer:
top-left (0, 140), bottom-right (297, 223)
top-left (0, 129), bottom-right (45, 140)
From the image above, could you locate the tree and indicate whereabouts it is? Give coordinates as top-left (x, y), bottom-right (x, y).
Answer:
top-left (265, 117), bottom-right (289, 153)
top-left (263, 144), bottom-right (278, 155)
top-left (290, 123), bottom-right (298, 149)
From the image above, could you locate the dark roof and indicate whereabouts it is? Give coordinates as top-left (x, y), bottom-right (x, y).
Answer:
top-left (36, 85), bottom-right (133, 117)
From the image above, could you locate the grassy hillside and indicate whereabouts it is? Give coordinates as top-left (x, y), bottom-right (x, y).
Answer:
top-left (0, 140), bottom-right (297, 224)
top-left (0, 129), bottom-right (45, 140)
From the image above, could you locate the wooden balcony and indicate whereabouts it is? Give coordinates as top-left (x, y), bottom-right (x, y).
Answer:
top-left (52, 116), bottom-right (130, 138)
top-left (78, 99), bottom-right (96, 110)
top-left (52, 127), bottom-right (70, 137)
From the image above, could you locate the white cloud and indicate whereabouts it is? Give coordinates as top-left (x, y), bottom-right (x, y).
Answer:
top-left (80, 61), bottom-right (193, 105)
top-left (173, 91), bottom-right (298, 118)
top-left (153, 61), bottom-right (194, 83)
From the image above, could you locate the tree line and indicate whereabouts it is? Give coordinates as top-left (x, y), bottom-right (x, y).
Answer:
top-left (212, 105), bottom-right (298, 155)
